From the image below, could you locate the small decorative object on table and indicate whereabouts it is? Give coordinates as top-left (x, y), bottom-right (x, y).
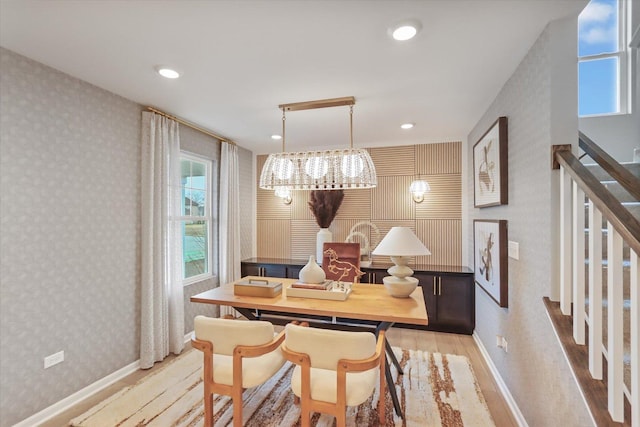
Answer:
top-left (286, 280), bottom-right (352, 301)
top-left (299, 255), bottom-right (326, 284)
top-left (234, 279), bottom-right (283, 297)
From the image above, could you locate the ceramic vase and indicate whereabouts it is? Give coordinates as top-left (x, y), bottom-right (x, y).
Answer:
top-left (316, 228), bottom-right (332, 265)
top-left (299, 255), bottom-right (326, 284)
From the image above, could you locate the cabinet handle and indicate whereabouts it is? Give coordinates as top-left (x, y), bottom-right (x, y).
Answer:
top-left (438, 277), bottom-right (442, 295)
top-left (372, 273), bottom-right (376, 284)
top-left (433, 277), bottom-right (437, 295)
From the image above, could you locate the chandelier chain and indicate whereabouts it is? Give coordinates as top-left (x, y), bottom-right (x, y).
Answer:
top-left (281, 107), bottom-right (286, 152)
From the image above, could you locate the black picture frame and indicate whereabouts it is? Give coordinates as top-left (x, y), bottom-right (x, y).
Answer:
top-left (473, 117), bottom-right (508, 208)
top-left (473, 219), bottom-right (508, 307)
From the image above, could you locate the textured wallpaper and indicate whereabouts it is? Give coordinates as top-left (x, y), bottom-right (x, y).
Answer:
top-left (0, 47), bottom-right (142, 426)
top-left (0, 48), bottom-right (242, 426)
top-left (466, 18), bottom-right (592, 426)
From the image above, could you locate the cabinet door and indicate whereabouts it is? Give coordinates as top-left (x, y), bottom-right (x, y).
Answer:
top-left (240, 263), bottom-right (287, 278)
top-left (241, 263), bottom-right (261, 277)
top-left (436, 275), bottom-right (474, 332)
top-left (286, 265), bottom-right (302, 279)
top-left (413, 272), bottom-right (437, 326)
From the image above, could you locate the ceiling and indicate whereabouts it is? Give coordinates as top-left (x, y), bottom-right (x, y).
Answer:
top-left (0, 0), bottom-right (586, 154)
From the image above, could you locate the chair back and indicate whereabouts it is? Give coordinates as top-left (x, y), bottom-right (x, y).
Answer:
top-left (285, 323), bottom-right (376, 371)
top-left (194, 316), bottom-right (275, 355)
top-left (322, 242), bottom-right (363, 282)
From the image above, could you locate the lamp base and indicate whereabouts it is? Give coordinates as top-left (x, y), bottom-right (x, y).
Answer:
top-left (382, 276), bottom-right (418, 298)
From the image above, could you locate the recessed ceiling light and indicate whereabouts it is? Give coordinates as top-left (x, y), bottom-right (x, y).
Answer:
top-left (156, 67), bottom-right (180, 79)
top-left (389, 20), bottom-right (422, 41)
top-left (271, 134), bottom-right (282, 140)
top-left (401, 123), bottom-right (415, 129)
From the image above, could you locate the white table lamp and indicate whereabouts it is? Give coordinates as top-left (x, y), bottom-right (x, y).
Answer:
top-left (371, 227), bottom-right (431, 297)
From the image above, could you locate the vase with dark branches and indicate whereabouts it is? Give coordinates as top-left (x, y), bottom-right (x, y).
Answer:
top-left (308, 190), bottom-right (344, 264)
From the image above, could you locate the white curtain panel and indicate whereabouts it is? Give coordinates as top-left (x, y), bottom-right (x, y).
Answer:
top-left (140, 112), bottom-right (185, 369)
top-left (219, 142), bottom-right (241, 318)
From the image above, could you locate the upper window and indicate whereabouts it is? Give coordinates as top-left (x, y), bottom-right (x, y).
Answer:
top-left (578, 0), bottom-right (630, 116)
top-left (180, 153), bottom-right (212, 284)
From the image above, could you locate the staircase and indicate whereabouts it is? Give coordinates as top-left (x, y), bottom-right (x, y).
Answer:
top-left (547, 134), bottom-right (639, 426)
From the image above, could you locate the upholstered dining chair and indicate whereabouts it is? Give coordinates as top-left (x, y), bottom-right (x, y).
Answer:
top-left (281, 323), bottom-right (386, 427)
top-left (191, 316), bottom-right (286, 427)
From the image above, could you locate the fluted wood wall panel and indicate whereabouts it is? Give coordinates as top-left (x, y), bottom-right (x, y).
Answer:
top-left (257, 188), bottom-right (291, 219)
top-left (290, 220), bottom-right (318, 259)
top-left (371, 175), bottom-right (414, 220)
top-left (336, 189), bottom-right (371, 219)
top-left (415, 219), bottom-right (462, 266)
top-left (291, 190), bottom-right (314, 220)
top-left (416, 141), bottom-right (461, 175)
top-left (415, 174), bottom-right (462, 219)
top-left (370, 145), bottom-right (415, 176)
top-left (257, 220), bottom-right (290, 258)
top-left (256, 142), bottom-right (464, 266)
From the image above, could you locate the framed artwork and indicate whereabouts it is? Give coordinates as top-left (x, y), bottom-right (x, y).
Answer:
top-left (474, 220), bottom-right (508, 307)
top-left (322, 242), bottom-right (364, 282)
top-left (473, 116), bottom-right (508, 208)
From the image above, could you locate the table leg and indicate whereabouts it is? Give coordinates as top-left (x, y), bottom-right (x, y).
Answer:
top-left (385, 357), bottom-right (404, 419)
top-left (385, 339), bottom-right (404, 375)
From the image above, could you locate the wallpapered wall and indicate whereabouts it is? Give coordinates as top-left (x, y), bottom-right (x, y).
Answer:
top-left (0, 48), bottom-right (234, 425)
top-left (466, 18), bottom-right (591, 426)
top-left (256, 142), bottom-right (463, 267)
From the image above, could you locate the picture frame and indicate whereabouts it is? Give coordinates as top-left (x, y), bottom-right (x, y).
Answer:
top-left (473, 219), bottom-right (508, 307)
top-left (473, 116), bottom-right (508, 208)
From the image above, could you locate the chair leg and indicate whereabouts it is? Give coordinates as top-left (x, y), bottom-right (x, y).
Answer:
top-left (203, 386), bottom-right (213, 427)
top-left (293, 395), bottom-right (300, 405)
top-left (336, 410), bottom-right (347, 427)
top-left (300, 403), bottom-right (311, 427)
top-left (232, 387), bottom-right (243, 427)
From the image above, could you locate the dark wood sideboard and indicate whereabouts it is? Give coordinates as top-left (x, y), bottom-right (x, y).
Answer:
top-left (241, 258), bottom-right (475, 335)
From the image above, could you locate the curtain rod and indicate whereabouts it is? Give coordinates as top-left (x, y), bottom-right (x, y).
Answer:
top-left (146, 106), bottom-right (236, 145)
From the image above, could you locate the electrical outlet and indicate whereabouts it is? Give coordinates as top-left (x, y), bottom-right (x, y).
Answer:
top-left (496, 335), bottom-right (503, 347)
top-left (44, 351), bottom-right (64, 369)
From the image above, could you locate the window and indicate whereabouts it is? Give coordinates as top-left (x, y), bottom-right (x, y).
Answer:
top-left (180, 153), bottom-right (212, 283)
top-left (578, 0), bottom-right (630, 116)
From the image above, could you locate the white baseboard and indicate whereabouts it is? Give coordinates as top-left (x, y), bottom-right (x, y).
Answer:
top-left (473, 332), bottom-right (529, 427)
top-left (14, 334), bottom-right (194, 427)
top-left (13, 360), bottom-right (140, 427)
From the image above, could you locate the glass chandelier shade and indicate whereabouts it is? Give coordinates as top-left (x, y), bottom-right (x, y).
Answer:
top-left (258, 96), bottom-right (377, 191)
top-left (260, 148), bottom-right (376, 190)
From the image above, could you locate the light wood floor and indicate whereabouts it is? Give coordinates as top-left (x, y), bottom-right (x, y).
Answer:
top-left (40, 329), bottom-right (518, 427)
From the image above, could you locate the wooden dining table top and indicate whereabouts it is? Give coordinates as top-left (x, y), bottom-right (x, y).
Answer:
top-left (190, 276), bottom-right (428, 326)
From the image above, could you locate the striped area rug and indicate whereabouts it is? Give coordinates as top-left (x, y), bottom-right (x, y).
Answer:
top-left (70, 347), bottom-right (495, 427)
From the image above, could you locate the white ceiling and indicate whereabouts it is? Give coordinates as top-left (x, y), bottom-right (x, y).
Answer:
top-left (0, 0), bottom-right (586, 154)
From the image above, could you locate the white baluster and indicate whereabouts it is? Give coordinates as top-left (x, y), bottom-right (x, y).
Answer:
top-left (560, 166), bottom-right (573, 315)
top-left (631, 249), bottom-right (638, 427)
top-left (588, 201), bottom-right (603, 379)
top-left (607, 222), bottom-right (624, 422)
top-left (572, 182), bottom-right (586, 344)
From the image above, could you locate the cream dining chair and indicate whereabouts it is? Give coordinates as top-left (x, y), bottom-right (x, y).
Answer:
top-left (191, 316), bottom-right (286, 427)
top-left (281, 323), bottom-right (386, 427)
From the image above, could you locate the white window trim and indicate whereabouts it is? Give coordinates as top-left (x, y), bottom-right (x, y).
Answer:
top-left (578, 0), bottom-right (632, 117)
top-left (180, 151), bottom-right (213, 286)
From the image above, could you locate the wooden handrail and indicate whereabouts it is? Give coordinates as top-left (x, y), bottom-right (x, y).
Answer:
top-left (579, 131), bottom-right (640, 201)
top-left (556, 149), bottom-right (640, 256)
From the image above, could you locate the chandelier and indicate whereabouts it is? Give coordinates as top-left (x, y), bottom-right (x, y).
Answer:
top-left (259, 97), bottom-right (377, 191)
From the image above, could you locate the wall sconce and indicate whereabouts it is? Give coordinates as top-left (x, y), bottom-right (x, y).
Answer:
top-left (409, 179), bottom-right (430, 203)
top-left (275, 187), bottom-right (292, 205)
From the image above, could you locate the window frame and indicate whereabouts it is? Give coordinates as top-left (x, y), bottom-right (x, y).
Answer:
top-left (578, 0), bottom-right (631, 117)
top-left (179, 151), bottom-right (213, 286)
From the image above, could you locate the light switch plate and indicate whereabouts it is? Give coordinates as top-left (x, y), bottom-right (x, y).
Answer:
top-left (508, 241), bottom-right (519, 260)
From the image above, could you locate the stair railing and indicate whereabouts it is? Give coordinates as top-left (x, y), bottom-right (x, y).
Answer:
top-left (553, 135), bottom-right (639, 425)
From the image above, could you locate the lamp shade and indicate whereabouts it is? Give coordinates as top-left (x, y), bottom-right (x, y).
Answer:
top-left (371, 227), bottom-right (431, 256)
top-left (259, 148), bottom-right (377, 190)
